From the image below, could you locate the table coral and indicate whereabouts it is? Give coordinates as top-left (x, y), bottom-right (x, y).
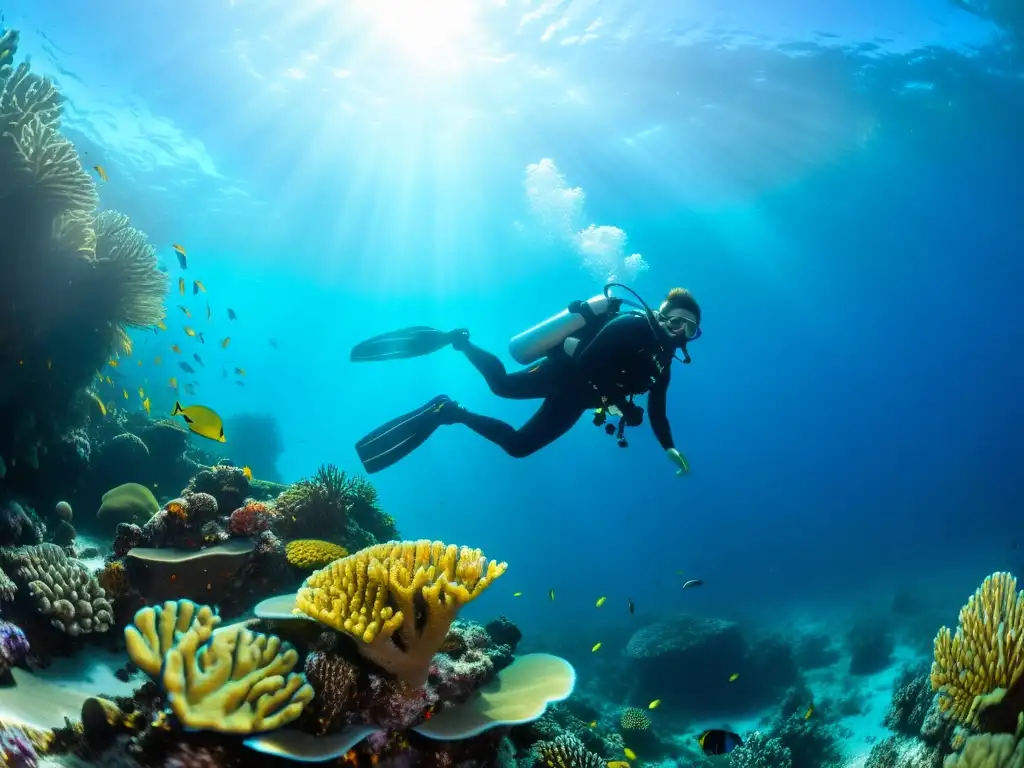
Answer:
top-left (1, 543), bottom-right (112, 635)
top-left (931, 572), bottom-right (1024, 727)
top-left (295, 540), bottom-right (507, 687)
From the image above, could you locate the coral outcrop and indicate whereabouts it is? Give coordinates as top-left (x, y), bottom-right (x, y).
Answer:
top-left (284, 539), bottom-right (347, 569)
top-left (295, 540), bottom-right (507, 686)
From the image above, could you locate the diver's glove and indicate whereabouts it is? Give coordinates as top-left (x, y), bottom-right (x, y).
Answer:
top-left (666, 448), bottom-right (690, 476)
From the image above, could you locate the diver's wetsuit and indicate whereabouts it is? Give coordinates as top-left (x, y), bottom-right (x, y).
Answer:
top-left (449, 313), bottom-right (677, 457)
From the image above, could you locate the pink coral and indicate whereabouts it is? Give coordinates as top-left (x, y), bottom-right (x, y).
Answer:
top-left (228, 502), bottom-right (274, 536)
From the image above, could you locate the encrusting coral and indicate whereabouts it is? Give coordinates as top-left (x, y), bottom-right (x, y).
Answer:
top-left (285, 539), bottom-right (347, 569)
top-left (125, 599), bottom-right (313, 734)
top-left (0, 542), bottom-right (112, 635)
top-left (931, 572), bottom-right (1024, 728)
top-left (296, 540), bottom-right (507, 687)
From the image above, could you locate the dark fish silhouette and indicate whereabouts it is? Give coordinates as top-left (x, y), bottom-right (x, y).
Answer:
top-left (179, 362), bottom-right (195, 374)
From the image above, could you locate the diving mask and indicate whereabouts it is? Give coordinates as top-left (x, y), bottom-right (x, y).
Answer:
top-left (659, 311), bottom-right (702, 341)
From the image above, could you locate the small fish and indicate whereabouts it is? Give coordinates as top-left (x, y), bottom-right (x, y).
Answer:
top-left (88, 391), bottom-right (106, 417)
top-left (121, 336), bottom-right (133, 356)
top-left (596, 596), bottom-right (606, 608)
top-left (513, 591), bottom-right (522, 597)
top-left (93, 165), bottom-right (108, 181)
top-left (173, 244), bottom-right (187, 269)
top-left (172, 401), bottom-right (226, 442)
top-left (206, 302), bottom-right (212, 321)
top-left (697, 729), bottom-right (743, 756)
top-left (220, 337), bottom-right (230, 349)
top-left (682, 579), bottom-right (704, 589)
top-left (104, 376), bottom-right (113, 385)
top-left (108, 359), bottom-right (119, 368)
top-left (242, 466), bottom-right (253, 481)
top-left (178, 305), bottom-right (191, 317)
top-left (138, 386), bottom-right (145, 399)
top-left (235, 367), bottom-right (246, 375)
top-left (227, 308), bottom-right (237, 320)
top-left (648, 699), bottom-right (661, 709)
top-left (142, 397), bottom-right (151, 416)
top-left (804, 703), bottom-right (814, 720)
top-left (179, 362), bottom-right (196, 374)
top-left (122, 388), bottom-right (129, 400)
top-left (157, 321), bottom-right (168, 331)
top-left (137, 360), bottom-right (142, 367)
top-left (728, 673), bottom-right (739, 682)
top-left (193, 353), bottom-right (204, 367)
top-left (269, 337), bottom-right (278, 349)
top-left (183, 327), bottom-right (196, 337)
top-left (624, 748), bottom-right (637, 761)
top-left (154, 356), bottom-right (162, 365)
top-left (169, 377), bottom-right (178, 389)
top-left (235, 380), bottom-right (245, 387)
top-left (590, 721), bottom-right (599, 729)
top-left (184, 382), bottom-right (196, 395)
top-left (171, 345), bottom-right (181, 354)
top-left (591, 642), bottom-right (602, 653)
top-left (198, 332), bottom-right (205, 344)
top-left (608, 763), bottom-right (630, 768)
top-left (193, 280), bottom-right (206, 294)
top-left (178, 277), bottom-right (185, 296)
top-left (676, 570), bottom-right (685, 575)
top-left (628, 598), bottom-right (635, 615)
top-left (549, 588), bottom-right (555, 601)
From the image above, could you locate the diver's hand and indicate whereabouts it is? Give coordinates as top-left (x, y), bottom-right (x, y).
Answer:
top-left (667, 448), bottom-right (690, 476)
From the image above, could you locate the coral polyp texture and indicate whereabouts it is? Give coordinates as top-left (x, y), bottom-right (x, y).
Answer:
top-left (0, 542), bottom-right (113, 635)
top-left (295, 539), bottom-right (507, 686)
top-left (943, 733), bottom-right (1024, 767)
top-left (619, 706), bottom-right (651, 731)
top-left (284, 538), bottom-right (347, 569)
top-left (931, 572), bottom-right (1024, 727)
top-left (536, 733), bottom-right (606, 768)
top-left (125, 599), bottom-right (313, 734)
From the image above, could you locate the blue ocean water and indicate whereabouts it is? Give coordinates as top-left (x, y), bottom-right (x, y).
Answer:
top-left (3, 0), bottom-right (1021, 692)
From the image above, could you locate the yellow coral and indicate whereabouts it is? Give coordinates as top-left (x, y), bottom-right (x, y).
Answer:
top-left (124, 599), bottom-right (221, 677)
top-left (285, 539), bottom-right (348, 570)
top-left (931, 572), bottom-right (1024, 727)
top-left (96, 561), bottom-right (126, 597)
top-left (295, 540), bottom-right (507, 686)
top-left (944, 733), bottom-right (1024, 767)
top-left (163, 624), bottom-right (313, 734)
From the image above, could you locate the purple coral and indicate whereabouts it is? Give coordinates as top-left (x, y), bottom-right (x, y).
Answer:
top-left (0, 620), bottom-right (29, 676)
top-left (0, 726), bottom-right (37, 767)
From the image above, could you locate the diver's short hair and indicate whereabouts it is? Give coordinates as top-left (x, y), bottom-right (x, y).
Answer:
top-left (662, 287), bottom-right (701, 325)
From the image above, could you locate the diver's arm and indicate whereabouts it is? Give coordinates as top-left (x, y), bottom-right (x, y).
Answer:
top-left (649, 369), bottom-right (690, 475)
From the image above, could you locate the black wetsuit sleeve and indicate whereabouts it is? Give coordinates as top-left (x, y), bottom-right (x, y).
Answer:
top-left (648, 367), bottom-right (674, 450)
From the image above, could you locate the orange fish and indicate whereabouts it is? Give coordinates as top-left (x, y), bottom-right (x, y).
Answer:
top-left (220, 337), bottom-right (230, 349)
top-left (93, 165), bottom-right (108, 181)
top-left (154, 356), bottom-right (162, 365)
top-left (157, 320), bottom-right (168, 331)
top-left (171, 345), bottom-right (181, 354)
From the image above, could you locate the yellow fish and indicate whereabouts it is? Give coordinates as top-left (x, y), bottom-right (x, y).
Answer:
top-left (590, 721), bottom-right (598, 728)
top-left (154, 356), bottom-right (162, 365)
top-left (220, 337), bottom-right (231, 349)
top-left (104, 376), bottom-right (113, 385)
top-left (169, 377), bottom-right (178, 389)
top-left (183, 327), bottom-right (196, 337)
top-left (512, 592), bottom-right (523, 597)
top-left (121, 336), bottom-right (133, 356)
top-left (172, 401), bottom-right (226, 443)
top-left (591, 642), bottom-right (602, 653)
top-left (87, 391), bottom-right (106, 417)
top-left (596, 596), bottom-right (606, 608)
top-left (624, 748), bottom-right (637, 761)
top-left (142, 397), bottom-right (151, 416)
top-left (171, 345), bottom-right (181, 354)
top-left (173, 243), bottom-right (187, 257)
top-left (178, 277), bottom-right (185, 296)
top-left (804, 703), bottom-right (814, 720)
top-left (138, 386), bottom-right (145, 399)
top-left (93, 165), bottom-right (108, 182)
top-left (648, 699), bottom-right (661, 709)
top-left (179, 305), bottom-right (191, 317)
top-left (242, 466), bottom-right (253, 481)
top-left (729, 673), bottom-right (739, 682)
top-left (122, 388), bottom-right (129, 400)
top-left (235, 367), bottom-right (246, 375)
top-left (608, 763), bottom-right (631, 768)
top-left (193, 280), bottom-right (206, 294)
top-left (157, 320), bottom-right (168, 331)
top-left (137, 360), bottom-right (142, 367)
top-left (108, 359), bottom-right (119, 368)
top-left (549, 588), bottom-right (555, 601)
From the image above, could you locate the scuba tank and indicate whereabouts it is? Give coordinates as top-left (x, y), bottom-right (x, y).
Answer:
top-left (508, 294), bottom-right (621, 366)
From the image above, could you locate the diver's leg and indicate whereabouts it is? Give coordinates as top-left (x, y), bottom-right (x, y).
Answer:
top-left (452, 397), bottom-right (585, 458)
top-left (452, 332), bottom-right (556, 400)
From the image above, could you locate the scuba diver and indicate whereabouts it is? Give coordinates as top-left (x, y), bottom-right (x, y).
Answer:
top-left (350, 284), bottom-right (702, 475)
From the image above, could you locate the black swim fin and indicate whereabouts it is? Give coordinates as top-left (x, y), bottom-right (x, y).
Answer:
top-left (350, 326), bottom-right (455, 362)
top-left (355, 395), bottom-right (457, 474)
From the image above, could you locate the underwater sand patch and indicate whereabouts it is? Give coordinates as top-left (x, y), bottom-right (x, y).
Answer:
top-left (126, 539), bottom-right (255, 602)
top-left (414, 653), bottom-right (576, 740)
top-left (0, 668), bottom-right (100, 730)
top-left (243, 724), bottom-right (384, 762)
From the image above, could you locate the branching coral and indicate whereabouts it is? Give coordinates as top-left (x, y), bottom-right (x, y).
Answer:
top-left (125, 599), bottom-right (221, 677)
top-left (91, 211), bottom-right (166, 328)
top-left (931, 572), bottom-right (1024, 727)
top-left (536, 733), bottom-right (605, 768)
top-left (296, 540), bottom-right (507, 687)
top-left (1, 542), bottom-right (112, 634)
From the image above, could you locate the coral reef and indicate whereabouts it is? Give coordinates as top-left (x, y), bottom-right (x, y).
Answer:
top-left (96, 483), bottom-right (159, 530)
top-left (944, 733), bottom-right (1024, 767)
top-left (284, 538), bottom-right (347, 569)
top-left (886, 669), bottom-right (936, 738)
top-left (619, 706), bottom-right (651, 731)
top-left (931, 572), bottom-right (1024, 729)
top-left (227, 501), bottom-right (276, 537)
top-left (0, 542), bottom-right (112, 635)
top-left (0, 618), bottom-right (29, 675)
top-left (535, 733), bottom-right (606, 768)
top-left (0, 501), bottom-right (45, 547)
top-left (183, 464), bottom-right (249, 521)
top-left (295, 539), bottom-right (507, 686)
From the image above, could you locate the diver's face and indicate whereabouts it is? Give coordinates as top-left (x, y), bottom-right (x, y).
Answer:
top-left (658, 306), bottom-right (700, 341)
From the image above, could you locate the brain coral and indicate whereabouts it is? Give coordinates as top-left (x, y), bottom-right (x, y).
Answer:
top-left (285, 539), bottom-right (347, 569)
